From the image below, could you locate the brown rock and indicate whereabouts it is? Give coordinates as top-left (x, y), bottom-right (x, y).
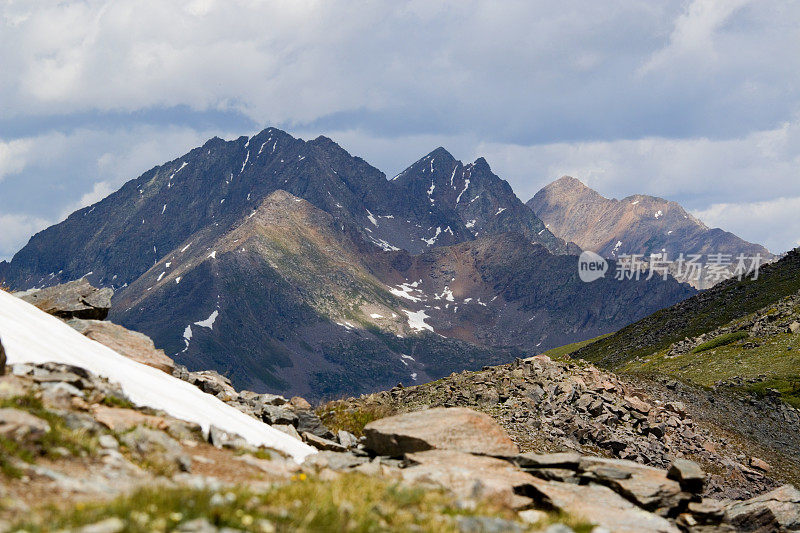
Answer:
top-left (187, 370), bottom-right (237, 399)
top-left (726, 484), bottom-right (800, 531)
top-left (748, 456), bottom-right (771, 472)
top-left (290, 396), bottom-right (312, 410)
top-left (525, 476), bottom-right (678, 532)
top-left (67, 319), bottom-right (175, 373)
top-left (363, 407), bottom-right (519, 457)
top-left (514, 452), bottom-right (582, 470)
top-left (302, 432), bottom-right (347, 452)
top-left (92, 405), bottom-right (167, 432)
top-left (667, 458), bottom-right (705, 493)
top-left (687, 499), bottom-right (726, 522)
top-left (624, 395), bottom-right (652, 414)
top-left (0, 336), bottom-right (5, 375)
top-left (0, 374), bottom-right (31, 400)
top-left (402, 449), bottom-right (536, 509)
top-left (18, 280), bottom-right (113, 320)
top-left (579, 456), bottom-right (689, 514)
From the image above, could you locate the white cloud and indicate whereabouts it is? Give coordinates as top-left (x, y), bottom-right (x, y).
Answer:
top-left (0, 213), bottom-right (50, 260)
top-left (640, 0), bottom-right (752, 74)
top-left (58, 181), bottom-right (115, 220)
top-left (2, 1), bottom-right (796, 140)
top-left (0, 125), bottom-right (227, 257)
top-left (0, 137), bottom-right (35, 180)
top-left (475, 119), bottom-right (800, 207)
top-left (0, 1), bottom-right (799, 257)
top-left (692, 197), bottom-right (800, 254)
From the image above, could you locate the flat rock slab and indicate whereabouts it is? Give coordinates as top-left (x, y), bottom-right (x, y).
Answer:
top-left (726, 484), bottom-right (800, 531)
top-left (68, 319), bottom-right (175, 373)
top-left (402, 449), bottom-right (535, 509)
top-left (18, 280), bottom-right (113, 320)
top-left (526, 477), bottom-right (679, 533)
top-left (578, 456), bottom-right (689, 513)
top-left (363, 407), bottom-right (519, 457)
top-left (92, 405), bottom-right (168, 433)
top-left (515, 452), bottom-right (582, 470)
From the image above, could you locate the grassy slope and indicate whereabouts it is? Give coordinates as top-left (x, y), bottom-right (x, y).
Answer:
top-left (573, 249), bottom-right (800, 369)
top-left (620, 312), bottom-right (800, 407)
top-left (536, 333), bottom-right (611, 361)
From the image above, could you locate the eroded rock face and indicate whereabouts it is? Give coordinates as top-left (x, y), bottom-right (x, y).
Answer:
top-left (363, 407), bottom-right (519, 457)
top-left (67, 319), bottom-right (175, 374)
top-left (18, 280), bottom-right (113, 320)
top-left (726, 484), bottom-right (800, 531)
top-left (524, 476), bottom-right (679, 533)
top-left (401, 449), bottom-right (537, 510)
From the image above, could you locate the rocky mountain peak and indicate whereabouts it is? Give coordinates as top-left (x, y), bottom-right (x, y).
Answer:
top-left (392, 149), bottom-right (579, 254)
top-left (529, 177), bottom-right (771, 267)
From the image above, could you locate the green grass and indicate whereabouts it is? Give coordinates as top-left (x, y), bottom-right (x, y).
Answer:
top-left (691, 331), bottom-right (749, 354)
top-left (14, 473), bottom-right (549, 532)
top-left (537, 333), bottom-right (612, 361)
top-left (575, 250), bottom-right (800, 368)
top-left (317, 402), bottom-right (396, 437)
top-left (100, 394), bottom-right (136, 409)
top-left (0, 393), bottom-right (97, 476)
top-left (622, 330), bottom-right (800, 407)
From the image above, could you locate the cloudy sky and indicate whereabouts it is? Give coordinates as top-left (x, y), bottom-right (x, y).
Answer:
top-left (1, 0), bottom-right (799, 259)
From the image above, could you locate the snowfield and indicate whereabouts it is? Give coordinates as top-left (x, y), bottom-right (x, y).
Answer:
top-left (0, 290), bottom-right (316, 462)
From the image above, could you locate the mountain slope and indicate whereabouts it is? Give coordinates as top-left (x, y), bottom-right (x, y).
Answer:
top-left (373, 233), bottom-right (694, 352)
top-left (572, 247), bottom-right (800, 369)
top-left (1, 128), bottom-right (471, 291)
top-left (393, 149), bottom-right (580, 254)
top-left (110, 190), bottom-right (693, 398)
top-left (2, 131), bottom-right (695, 400)
top-left (529, 176), bottom-right (770, 262)
top-left (110, 190), bottom-right (519, 398)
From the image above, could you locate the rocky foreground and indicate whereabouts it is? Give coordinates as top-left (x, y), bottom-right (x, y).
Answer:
top-left (2, 282), bottom-right (800, 531)
top-left (1, 359), bottom-right (799, 532)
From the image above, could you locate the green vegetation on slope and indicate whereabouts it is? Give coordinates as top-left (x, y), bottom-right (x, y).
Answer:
top-left (574, 249), bottom-right (800, 368)
top-left (0, 393), bottom-right (98, 478)
top-left (537, 333), bottom-right (611, 361)
top-left (622, 331), bottom-right (800, 408)
top-left (691, 331), bottom-right (749, 354)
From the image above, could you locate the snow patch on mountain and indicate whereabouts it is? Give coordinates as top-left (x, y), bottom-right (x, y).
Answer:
top-left (194, 310), bottom-right (219, 330)
top-left (402, 309), bottom-right (434, 332)
top-left (389, 283), bottom-right (424, 302)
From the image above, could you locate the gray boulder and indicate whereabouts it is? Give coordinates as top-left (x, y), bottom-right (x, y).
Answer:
top-left (0, 408), bottom-right (50, 442)
top-left (18, 279), bottom-right (113, 320)
top-left (120, 425), bottom-right (191, 472)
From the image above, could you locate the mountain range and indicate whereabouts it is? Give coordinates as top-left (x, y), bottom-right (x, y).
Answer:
top-left (0, 127), bottom-right (743, 399)
top-left (529, 176), bottom-right (772, 288)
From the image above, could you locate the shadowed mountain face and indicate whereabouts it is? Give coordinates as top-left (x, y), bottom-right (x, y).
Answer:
top-left (528, 176), bottom-right (771, 261)
top-left (2, 129), bottom-right (695, 399)
top-left (3, 129), bottom-right (473, 290)
top-left (393, 149), bottom-right (580, 254)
